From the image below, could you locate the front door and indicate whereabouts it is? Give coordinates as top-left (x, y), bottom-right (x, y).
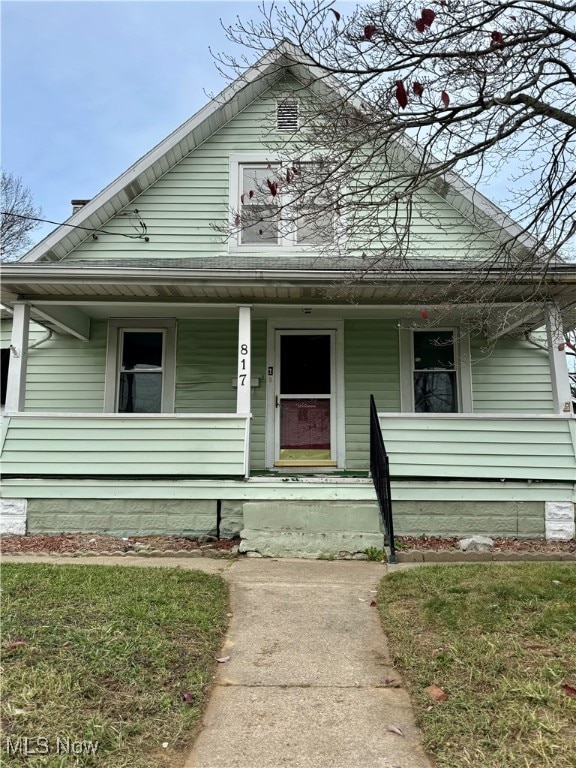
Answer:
top-left (274, 330), bottom-right (336, 466)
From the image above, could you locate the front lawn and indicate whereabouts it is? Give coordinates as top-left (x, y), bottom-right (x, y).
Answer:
top-left (379, 563), bottom-right (576, 768)
top-left (0, 563), bottom-right (229, 767)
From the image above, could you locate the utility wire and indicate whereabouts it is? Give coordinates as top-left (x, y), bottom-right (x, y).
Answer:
top-left (1, 211), bottom-right (148, 241)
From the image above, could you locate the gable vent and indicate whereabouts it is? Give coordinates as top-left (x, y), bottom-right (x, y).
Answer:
top-left (276, 100), bottom-right (299, 132)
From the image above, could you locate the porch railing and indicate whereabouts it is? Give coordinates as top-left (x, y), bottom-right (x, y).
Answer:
top-left (369, 395), bottom-right (397, 564)
top-left (1, 413), bottom-right (249, 478)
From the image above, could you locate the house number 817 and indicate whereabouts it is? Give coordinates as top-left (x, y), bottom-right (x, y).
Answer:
top-left (239, 344), bottom-right (249, 385)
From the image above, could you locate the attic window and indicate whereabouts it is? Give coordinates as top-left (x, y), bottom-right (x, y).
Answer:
top-left (277, 100), bottom-right (299, 132)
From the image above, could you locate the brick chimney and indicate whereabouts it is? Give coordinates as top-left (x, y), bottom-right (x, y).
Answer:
top-left (71, 199), bottom-right (90, 215)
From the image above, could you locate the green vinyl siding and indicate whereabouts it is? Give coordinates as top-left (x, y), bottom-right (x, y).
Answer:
top-left (1, 318), bottom-right (106, 413)
top-left (25, 321), bottom-right (107, 412)
top-left (1, 319), bottom-right (46, 347)
top-left (62, 78), bottom-right (502, 264)
top-left (344, 320), bottom-right (400, 470)
top-left (471, 337), bottom-right (554, 413)
top-left (175, 320), bottom-right (237, 412)
top-left (174, 317), bottom-right (267, 468)
top-left (2, 415), bottom-right (247, 476)
top-left (1, 319), bottom-right (13, 346)
top-left (379, 415), bottom-right (575, 482)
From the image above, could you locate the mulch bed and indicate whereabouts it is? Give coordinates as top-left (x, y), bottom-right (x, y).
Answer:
top-left (396, 536), bottom-right (576, 554)
top-left (0, 534), bottom-right (238, 555)
top-left (1, 533), bottom-right (574, 556)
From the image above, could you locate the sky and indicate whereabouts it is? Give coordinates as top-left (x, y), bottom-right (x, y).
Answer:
top-left (1, 0), bottom-right (280, 247)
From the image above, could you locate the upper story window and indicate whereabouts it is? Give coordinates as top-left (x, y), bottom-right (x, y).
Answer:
top-left (231, 154), bottom-right (336, 249)
top-left (241, 165), bottom-right (280, 245)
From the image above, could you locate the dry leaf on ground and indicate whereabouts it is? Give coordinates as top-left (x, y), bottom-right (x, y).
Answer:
top-left (426, 684), bottom-right (448, 702)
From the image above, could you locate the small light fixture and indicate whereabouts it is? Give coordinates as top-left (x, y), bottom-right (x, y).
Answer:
top-left (302, 308), bottom-right (312, 314)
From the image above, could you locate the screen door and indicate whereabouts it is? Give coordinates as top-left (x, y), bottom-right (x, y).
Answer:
top-left (275, 331), bottom-right (336, 465)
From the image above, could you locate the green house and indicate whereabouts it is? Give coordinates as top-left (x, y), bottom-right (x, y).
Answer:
top-left (2, 44), bottom-right (575, 555)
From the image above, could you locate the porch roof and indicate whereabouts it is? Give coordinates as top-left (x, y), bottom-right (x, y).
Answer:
top-left (2, 261), bottom-right (575, 338)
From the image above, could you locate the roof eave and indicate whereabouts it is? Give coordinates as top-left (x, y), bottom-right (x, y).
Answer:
top-left (4, 263), bottom-right (576, 285)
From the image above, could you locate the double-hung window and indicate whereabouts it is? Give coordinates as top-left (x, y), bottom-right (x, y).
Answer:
top-left (240, 164), bottom-right (280, 245)
top-left (105, 319), bottom-right (176, 413)
top-left (413, 330), bottom-right (458, 413)
top-left (399, 327), bottom-right (472, 413)
top-left (231, 155), bottom-right (336, 248)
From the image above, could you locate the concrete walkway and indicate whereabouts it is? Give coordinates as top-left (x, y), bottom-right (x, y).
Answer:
top-left (3, 555), bottom-right (432, 768)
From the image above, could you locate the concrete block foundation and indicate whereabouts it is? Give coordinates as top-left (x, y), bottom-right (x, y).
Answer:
top-left (26, 499), bottom-right (230, 537)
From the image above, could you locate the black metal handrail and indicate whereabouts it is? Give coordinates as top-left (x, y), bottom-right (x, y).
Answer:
top-left (369, 395), bottom-right (397, 564)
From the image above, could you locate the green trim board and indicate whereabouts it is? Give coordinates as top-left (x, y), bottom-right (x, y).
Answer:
top-left (2, 476), bottom-right (573, 503)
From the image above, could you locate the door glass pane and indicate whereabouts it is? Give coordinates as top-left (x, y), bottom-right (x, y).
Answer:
top-left (122, 332), bottom-right (163, 370)
top-left (280, 399), bottom-right (331, 460)
top-left (414, 372), bottom-right (457, 413)
top-left (119, 372), bottom-right (162, 413)
top-left (280, 335), bottom-right (331, 394)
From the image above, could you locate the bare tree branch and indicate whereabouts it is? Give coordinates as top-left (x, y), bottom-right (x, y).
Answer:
top-left (215, 0), bottom-right (576, 304)
top-left (1, 171), bottom-right (42, 262)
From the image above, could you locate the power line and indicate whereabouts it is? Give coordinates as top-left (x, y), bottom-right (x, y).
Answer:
top-left (1, 211), bottom-right (149, 241)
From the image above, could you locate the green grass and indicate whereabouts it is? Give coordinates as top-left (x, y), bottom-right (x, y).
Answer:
top-left (0, 563), bottom-right (229, 767)
top-left (378, 564), bottom-right (576, 768)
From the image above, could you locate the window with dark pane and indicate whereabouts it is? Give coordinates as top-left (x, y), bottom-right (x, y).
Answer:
top-left (118, 331), bottom-right (163, 413)
top-left (413, 331), bottom-right (457, 412)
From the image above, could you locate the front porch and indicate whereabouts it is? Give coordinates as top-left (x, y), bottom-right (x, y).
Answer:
top-left (1, 270), bottom-right (575, 550)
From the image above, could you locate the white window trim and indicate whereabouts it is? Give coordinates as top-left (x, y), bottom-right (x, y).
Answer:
top-left (399, 326), bottom-right (472, 413)
top-left (104, 319), bottom-right (176, 413)
top-left (228, 152), bottom-right (342, 252)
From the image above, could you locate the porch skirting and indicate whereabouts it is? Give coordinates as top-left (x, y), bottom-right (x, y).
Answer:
top-left (2, 477), bottom-right (574, 553)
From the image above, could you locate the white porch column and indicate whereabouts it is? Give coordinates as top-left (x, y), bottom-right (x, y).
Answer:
top-left (5, 303), bottom-right (30, 413)
top-left (546, 303), bottom-right (572, 414)
top-left (236, 305), bottom-right (252, 415)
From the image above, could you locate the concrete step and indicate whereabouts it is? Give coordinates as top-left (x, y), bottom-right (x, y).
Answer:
top-left (239, 501), bottom-right (384, 558)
